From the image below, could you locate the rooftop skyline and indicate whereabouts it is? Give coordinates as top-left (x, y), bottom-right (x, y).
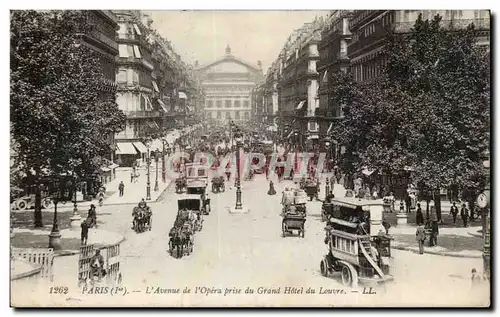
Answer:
top-left (150, 10), bottom-right (326, 72)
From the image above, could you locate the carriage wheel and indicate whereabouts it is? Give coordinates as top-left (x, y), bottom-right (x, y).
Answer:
top-left (341, 266), bottom-right (353, 287)
top-left (42, 198), bottom-right (52, 209)
top-left (320, 259), bottom-right (328, 277)
top-left (16, 199), bottom-right (28, 211)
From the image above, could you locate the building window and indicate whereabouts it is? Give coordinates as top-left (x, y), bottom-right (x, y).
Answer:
top-left (217, 111), bottom-right (221, 118)
top-left (206, 100), bottom-right (213, 108)
top-left (116, 68), bottom-right (127, 83)
top-left (118, 44), bottom-right (141, 58)
top-left (234, 100), bottom-right (241, 108)
top-left (243, 100), bottom-right (250, 108)
top-left (235, 111), bottom-right (240, 119)
top-left (216, 100), bottom-right (222, 108)
top-left (225, 100), bottom-right (231, 108)
top-left (225, 112), bottom-right (231, 119)
top-left (244, 112), bottom-right (249, 119)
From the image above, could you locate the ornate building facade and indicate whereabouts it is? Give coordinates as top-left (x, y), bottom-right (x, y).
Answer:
top-left (277, 20), bottom-right (324, 151)
top-left (349, 10), bottom-right (490, 83)
top-left (196, 46), bottom-right (263, 123)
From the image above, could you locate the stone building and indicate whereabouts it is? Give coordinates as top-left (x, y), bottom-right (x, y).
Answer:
top-left (277, 19), bottom-right (324, 151)
top-left (348, 10), bottom-right (490, 83)
top-left (316, 10), bottom-right (353, 160)
top-left (77, 10), bottom-right (120, 182)
top-left (113, 10), bottom-right (156, 166)
top-left (196, 45), bottom-right (263, 123)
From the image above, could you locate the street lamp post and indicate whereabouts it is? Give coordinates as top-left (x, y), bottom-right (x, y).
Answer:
top-left (162, 138), bottom-right (167, 183)
top-left (235, 130), bottom-right (243, 210)
top-left (478, 150), bottom-right (490, 280)
top-left (48, 179), bottom-right (61, 250)
top-left (146, 139), bottom-right (152, 201)
top-left (154, 149), bottom-right (159, 191)
top-left (69, 174), bottom-right (82, 230)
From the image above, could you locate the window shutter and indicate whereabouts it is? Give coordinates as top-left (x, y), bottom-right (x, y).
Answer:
top-left (133, 45), bottom-right (141, 58)
top-left (133, 24), bottom-right (142, 35)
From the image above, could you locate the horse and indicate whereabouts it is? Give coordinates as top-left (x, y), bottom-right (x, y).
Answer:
top-left (169, 227), bottom-right (184, 258)
top-left (133, 207), bottom-right (149, 233)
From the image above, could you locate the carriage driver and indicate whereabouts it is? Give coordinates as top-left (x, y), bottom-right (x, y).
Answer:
top-left (138, 198), bottom-right (147, 209)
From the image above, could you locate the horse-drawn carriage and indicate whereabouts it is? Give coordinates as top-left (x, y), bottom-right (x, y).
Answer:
top-left (303, 179), bottom-right (320, 201)
top-left (132, 206), bottom-right (152, 233)
top-left (175, 177), bottom-right (187, 193)
top-left (211, 176), bottom-right (225, 193)
top-left (186, 180), bottom-right (211, 215)
top-left (320, 198), bottom-right (393, 287)
top-left (168, 196), bottom-right (204, 258)
top-left (281, 204), bottom-right (306, 238)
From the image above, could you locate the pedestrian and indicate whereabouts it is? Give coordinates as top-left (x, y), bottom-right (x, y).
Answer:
top-left (416, 203), bottom-right (424, 225)
top-left (429, 220), bottom-right (439, 247)
top-left (460, 203), bottom-right (469, 228)
top-left (118, 181), bottom-right (125, 197)
top-left (415, 224), bottom-right (426, 254)
top-left (471, 268), bottom-right (482, 289)
top-left (267, 181), bottom-right (276, 195)
top-left (80, 219), bottom-right (89, 245)
top-left (405, 193), bottom-right (412, 213)
top-left (399, 200), bottom-right (405, 213)
top-left (450, 202), bottom-right (459, 224)
top-left (130, 171), bottom-right (134, 183)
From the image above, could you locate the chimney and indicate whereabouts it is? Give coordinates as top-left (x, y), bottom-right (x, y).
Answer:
top-left (225, 45), bottom-right (231, 55)
top-left (195, 60), bottom-right (199, 67)
top-left (257, 61), bottom-right (262, 69)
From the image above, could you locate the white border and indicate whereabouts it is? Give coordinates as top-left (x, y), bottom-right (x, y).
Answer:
top-left (2, 0), bottom-right (498, 315)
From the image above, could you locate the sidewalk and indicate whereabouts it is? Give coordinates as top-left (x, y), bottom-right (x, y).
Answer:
top-left (11, 227), bottom-right (124, 256)
top-left (390, 226), bottom-right (484, 258)
top-left (104, 167), bottom-right (172, 205)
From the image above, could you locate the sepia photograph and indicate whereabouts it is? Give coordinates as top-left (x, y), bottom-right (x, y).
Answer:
top-left (9, 8), bottom-right (491, 308)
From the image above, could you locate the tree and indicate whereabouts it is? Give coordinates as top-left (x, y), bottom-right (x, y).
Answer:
top-left (336, 14), bottom-right (490, 220)
top-left (11, 11), bottom-right (126, 227)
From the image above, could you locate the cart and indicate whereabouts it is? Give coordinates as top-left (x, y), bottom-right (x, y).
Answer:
top-left (304, 183), bottom-right (319, 201)
top-left (282, 214), bottom-right (306, 238)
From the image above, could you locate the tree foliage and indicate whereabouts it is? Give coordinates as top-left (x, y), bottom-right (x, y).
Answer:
top-left (11, 10), bottom-right (126, 179)
top-left (335, 14), bottom-right (490, 197)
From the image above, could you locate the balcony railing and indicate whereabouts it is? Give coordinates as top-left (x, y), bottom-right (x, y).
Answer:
top-left (125, 110), bottom-right (162, 118)
top-left (117, 56), bottom-right (154, 70)
top-left (90, 29), bottom-right (118, 51)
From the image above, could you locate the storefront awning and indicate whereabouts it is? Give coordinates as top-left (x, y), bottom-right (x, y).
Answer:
top-left (109, 163), bottom-right (119, 169)
top-left (116, 142), bottom-right (138, 155)
top-left (361, 167), bottom-right (376, 176)
top-left (179, 92), bottom-right (187, 99)
top-left (152, 81), bottom-right (159, 93)
top-left (145, 120), bottom-right (160, 131)
top-left (158, 99), bottom-right (169, 113)
top-left (151, 139), bottom-right (163, 151)
top-left (327, 122), bottom-right (333, 134)
top-left (133, 142), bottom-right (148, 153)
top-left (296, 100), bottom-right (306, 110)
top-left (307, 135), bottom-right (319, 140)
top-left (100, 166), bottom-right (111, 172)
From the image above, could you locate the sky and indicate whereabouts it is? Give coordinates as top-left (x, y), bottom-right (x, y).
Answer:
top-left (150, 10), bottom-right (326, 73)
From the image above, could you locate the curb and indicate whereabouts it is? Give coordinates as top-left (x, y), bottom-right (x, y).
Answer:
top-left (468, 232), bottom-right (483, 238)
top-left (392, 244), bottom-right (482, 259)
top-left (53, 179), bottom-right (174, 210)
top-left (54, 236), bottom-right (127, 258)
